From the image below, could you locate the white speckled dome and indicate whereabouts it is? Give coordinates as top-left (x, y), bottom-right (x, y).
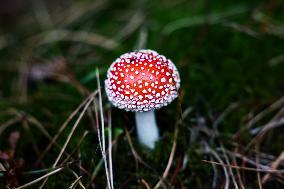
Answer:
top-left (105, 49), bottom-right (180, 112)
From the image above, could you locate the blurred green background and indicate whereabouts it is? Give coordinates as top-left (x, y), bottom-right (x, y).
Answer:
top-left (0, 0), bottom-right (284, 188)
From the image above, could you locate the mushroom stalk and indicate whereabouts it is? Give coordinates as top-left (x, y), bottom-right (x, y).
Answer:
top-left (135, 111), bottom-right (159, 149)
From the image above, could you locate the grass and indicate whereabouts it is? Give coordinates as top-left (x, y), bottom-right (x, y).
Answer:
top-left (0, 0), bottom-right (284, 188)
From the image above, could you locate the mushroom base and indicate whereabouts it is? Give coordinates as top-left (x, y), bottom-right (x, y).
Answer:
top-left (135, 111), bottom-right (159, 149)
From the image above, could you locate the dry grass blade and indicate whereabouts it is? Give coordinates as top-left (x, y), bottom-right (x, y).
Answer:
top-left (163, 5), bottom-right (249, 34)
top-left (141, 179), bottom-right (151, 189)
top-left (262, 151), bottom-right (284, 184)
top-left (255, 144), bottom-right (263, 189)
top-left (154, 125), bottom-right (179, 189)
top-left (247, 116), bottom-right (284, 149)
top-left (52, 91), bottom-right (97, 167)
top-left (208, 147), bottom-right (230, 189)
top-left (134, 28), bottom-right (148, 50)
top-left (220, 149), bottom-right (271, 171)
top-left (246, 96), bottom-right (284, 128)
top-left (269, 53), bottom-right (284, 66)
top-left (250, 117), bottom-right (284, 136)
top-left (202, 160), bottom-right (284, 173)
top-left (115, 11), bottom-right (145, 41)
top-left (213, 102), bottom-right (239, 130)
top-left (32, 29), bottom-right (118, 50)
top-left (107, 109), bottom-right (114, 189)
top-left (0, 116), bottom-right (22, 135)
top-left (95, 68), bottom-right (113, 189)
top-left (220, 144), bottom-right (239, 189)
top-left (15, 167), bottom-right (64, 189)
top-left (232, 148), bottom-right (245, 189)
top-left (57, 0), bottom-right (108, 26)
top-left (35, 91), bottom-right (98, 165)
top-left (22, 120), bottom-right (44, 167)
top-left (124, 128), bottom-right (152, 170)
top-left (69, 169), bottom-right (86, 189)
top-left (68, 176), bottom-right (83, 189)
top-left (62, 131), bottom-right (89, 164)
top-left (39, 90), bottom-right (98, 188)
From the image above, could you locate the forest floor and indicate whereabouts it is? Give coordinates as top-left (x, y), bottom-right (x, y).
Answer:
top-left (0, 0), bottom-right (284, 188)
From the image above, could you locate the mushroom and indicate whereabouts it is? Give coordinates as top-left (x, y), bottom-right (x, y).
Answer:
top-left (105, 49), bottom-right (180, 149)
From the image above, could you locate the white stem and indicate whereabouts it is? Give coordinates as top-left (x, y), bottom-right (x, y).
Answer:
top-left (135, 111), bottom-right (159, 149)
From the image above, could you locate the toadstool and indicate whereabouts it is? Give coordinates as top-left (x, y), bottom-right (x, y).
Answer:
top-left (105, 49), bottom-right (180, 149)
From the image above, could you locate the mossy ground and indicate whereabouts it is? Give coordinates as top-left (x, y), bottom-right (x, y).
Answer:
top-left (0, 0), bottom-right (284, 188)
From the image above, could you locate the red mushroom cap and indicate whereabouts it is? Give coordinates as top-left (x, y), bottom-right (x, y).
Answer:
top-left (105, 49), bottom-right (180, 112)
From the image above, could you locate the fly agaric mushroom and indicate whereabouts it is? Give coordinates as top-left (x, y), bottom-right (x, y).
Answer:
top-left (105, 49), bottom-right (180, 149)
